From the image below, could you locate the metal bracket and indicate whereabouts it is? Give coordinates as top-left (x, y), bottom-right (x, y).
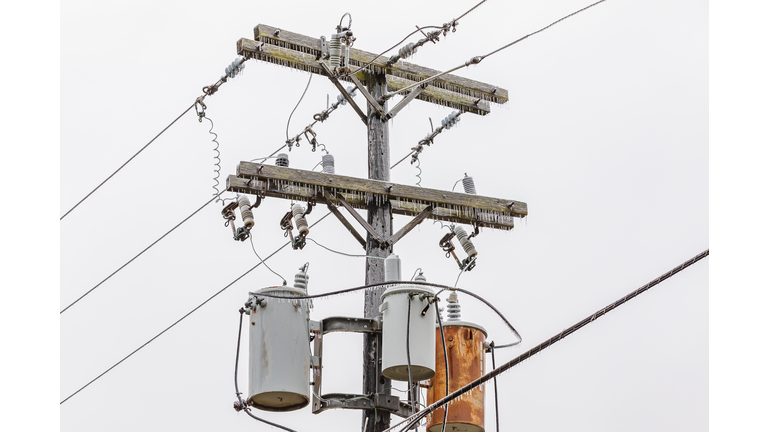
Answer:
top-left (318, 61), bottom-right (367, 124)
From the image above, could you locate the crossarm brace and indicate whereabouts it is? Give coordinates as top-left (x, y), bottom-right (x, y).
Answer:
top-left (318, 61), bottom-right (367, 124)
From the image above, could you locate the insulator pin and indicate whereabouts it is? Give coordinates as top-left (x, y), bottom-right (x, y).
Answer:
top-left (453, 226), bottom-right (477, 258)
top-left (276, 153), bottom-right (290, 167)
top-left (292, 204), bottom-right (309, 236)
top-left (321, 154), bottom-right (335, 174)
top-left (238, 195), bottom-right (255, 229)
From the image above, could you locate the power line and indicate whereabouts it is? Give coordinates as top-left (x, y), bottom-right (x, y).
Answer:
top-left (392, 249), bottom-right (710, 432)
top-left (60, 192), bottom-right (223, 314)
top-left (385, 0), bottom-right (610, 99)
top-left (60, 58), bottom-right (246, 221)
top-left (60, 212), bottom-right (331, 405)
top-left (60, 102), bottom-right (195, 220)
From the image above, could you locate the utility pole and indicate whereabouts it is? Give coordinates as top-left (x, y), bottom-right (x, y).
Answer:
top-left (227, 23), bottom-right (526, 432)
top-left (362, 71), bottom-right (392, 432)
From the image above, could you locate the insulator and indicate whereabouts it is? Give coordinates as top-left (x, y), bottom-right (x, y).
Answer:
top-left (441, 110), bottom-right (461, 130)
top-left (225, 58), bottom-right (245, 78)
top-left (336, 86), bottom-right (357, 105)
top-left (294, 266), bottom-right (309, 292)
top-left (462, 173), bottom-right (477, 195)
top-left (414, 272), bottom-right (427, 283)
top-left (238, 195), bottom-right (255, 229)
top-left (446, 291), bottom-right (461, 321)
top-left (453, 226), bottom-right (477, 258)
top-left (329, 33), bottom-right (342, 71)
top-left (292, 203), bottom-right (309, 236)
top-left (398, 42), bottom-right (418, 60)
top-left (321, 154), bottom-right (335, 174)
top-left (276, 153), bottom-right (289, 167)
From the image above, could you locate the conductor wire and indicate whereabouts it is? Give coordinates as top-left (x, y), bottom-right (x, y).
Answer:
top-left (249, 235), bottom-right (287, 285)
top-left (60, 191), bottom-right (224, 314)
top-left (60, 212), bottom-right (332, 404)
top-left (60, 102), bottom-right (195, 220)
top-left (286, 73), bottom-right (313, 142)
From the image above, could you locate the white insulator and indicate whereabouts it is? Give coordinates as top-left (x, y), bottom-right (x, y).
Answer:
top-left (414, 272), bottom-right (427, 283)
top-left (292, 204), bottom-right (309, 235)
top-left (384, 253), bottom-right (402, 282)
top-left (294, 267), bottom-right (309, 292)
top-left (238, 195), bottom-right (255, 229)
top-left (321, 154), bottom-right (335, 174)
top-left (453, 226), bottom-right (477, 258)
top-left (446, 291), bottom-right (461, 321)
top-left (441, 111), bottom-right (461, 130)
top-left (329, 33), bottom-right (342, 70)
top-left (462, 174), bottom-right (477, 195)
top-left (276, 153), bottom-right (289, 167)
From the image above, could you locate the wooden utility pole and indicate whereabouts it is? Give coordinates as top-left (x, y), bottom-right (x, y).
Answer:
top-left (227, 23), bottom-right (526, 432)
top-left (361, 71), bottom-right (392, 432)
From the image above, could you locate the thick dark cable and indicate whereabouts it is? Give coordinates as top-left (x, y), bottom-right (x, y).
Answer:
top-left (406, 297), bottom-right (415, 416)
top-left (60, 212), bottom-right (331, 405)
top-left (60, 103), bottom-right (196, 220)
top-left (480, 0), bottom-right (608, 61)
top-left (235, 310), bottom-right (297, 432)
top-left (395, 249), bottom-right (710, 432)
top-left (435, 303), bottom-right (449, 432)
top-left (490, 341), bottom-right (499, 432)
top-left (60, 192), bottom-right (223, 314)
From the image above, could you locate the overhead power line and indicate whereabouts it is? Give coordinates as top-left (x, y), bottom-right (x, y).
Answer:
top-left (385, 0), bottom-right (610, 99)
top-left (392, 249), bottom-right (710, 432)
top-left (60, 58), bottom-right (246, 221)
top-left (60, 212), bottom-right (331, 405)
top-left (60, 192), bottom-right (223, 314)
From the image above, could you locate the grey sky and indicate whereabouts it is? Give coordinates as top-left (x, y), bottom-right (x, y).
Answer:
top-left (58, 1), bottom-right (712, 431)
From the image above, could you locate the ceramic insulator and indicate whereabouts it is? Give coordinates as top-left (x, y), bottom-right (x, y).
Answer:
top-left (322, 154), bottom-right (335, 174)
top-left (446, 291), bottom-right (461, 321)
top-left (462, 174), bottom-right (477, 195)
top-left (453, 226), bottom-right (478, 258)
top-left (329, 33), bottom-right (342, 70)
top-left (276, 153), bottom-right (289, 167)
top-left (292, 204), bottom-right (309, 235)
top-left (238, 195), bottom-right (255, 229)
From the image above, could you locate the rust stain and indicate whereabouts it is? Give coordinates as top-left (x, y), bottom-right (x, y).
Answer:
top-left (427, 326), bottom-right (486, 432)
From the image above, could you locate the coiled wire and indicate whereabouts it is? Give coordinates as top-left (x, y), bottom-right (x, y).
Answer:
top-left (203, 116), bottom-right (228, 205)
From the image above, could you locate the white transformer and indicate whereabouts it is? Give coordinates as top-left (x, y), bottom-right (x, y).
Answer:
top-left (246, 271), bottom-right (311, 411)
top-left (380, 283), bottom-right (437, 382)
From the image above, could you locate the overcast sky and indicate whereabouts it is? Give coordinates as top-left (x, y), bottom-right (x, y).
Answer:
top-left (15, 0), bottom-right (755, 430)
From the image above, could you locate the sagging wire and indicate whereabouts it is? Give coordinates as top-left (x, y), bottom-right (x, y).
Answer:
top-left (234, 310), bottom-right (297, 432)
top-left (272, 85), bottom-right (358, 162)
top-left (391, 249), bottom-right (711, 432)
top-left (306, 237), bottom-right (385, 259)
top-left (249, 235), bottom-right (287, 286)
top-left (384, 0), bottom-right (610, 100)
top-left (286, 73), bottom-right (313, 145)
top-left (60, 57), bottom-right (247, 221)
top-left (60, 212), bottom-right (332, 405)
